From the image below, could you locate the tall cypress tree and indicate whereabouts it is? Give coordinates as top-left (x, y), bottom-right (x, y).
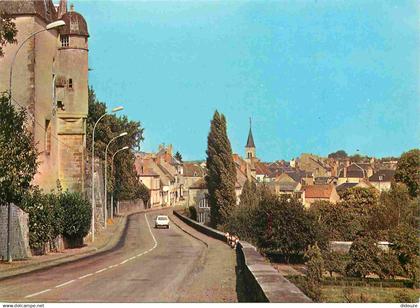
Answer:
top-left (206, 111), bottom-right (237, 228)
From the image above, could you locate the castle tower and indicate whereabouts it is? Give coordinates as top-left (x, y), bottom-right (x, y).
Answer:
top-left (245, 118), bottom-right (256, 161)
top-left (55, 2), bottom-right (89, 191)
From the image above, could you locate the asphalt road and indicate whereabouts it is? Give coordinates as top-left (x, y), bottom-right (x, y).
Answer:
top-left (0, 211), bottom-right (207, 302)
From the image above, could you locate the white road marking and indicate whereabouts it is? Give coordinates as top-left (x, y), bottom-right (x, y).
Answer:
top-left (25, 212), bottom-right (159, 298)
top-left (25, 289), bottom-right (52, 298)
top-left (95, 268), bottom-right (107, 274)
top-left (78, 273), bottom-right (93, 279)
top-left (55, 279), bottom-right (75, 288)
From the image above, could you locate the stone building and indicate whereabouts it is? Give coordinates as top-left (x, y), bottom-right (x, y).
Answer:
top-left (0, 0), bottom-right (89, 193)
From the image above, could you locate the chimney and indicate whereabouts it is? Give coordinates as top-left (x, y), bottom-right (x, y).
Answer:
top-left (57, 0), bottom-right (68, 18)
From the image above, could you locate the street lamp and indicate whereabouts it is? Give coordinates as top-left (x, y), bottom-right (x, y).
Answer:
top-left (6, 20), bottom-right (65, 263)
top-left (9, 20), bottom-right (66, 99)
top-left (91, 106), bottom-right (123, 242)
top-left (110, 146), bottom-right (129, 218)
top-left (104, 132), bottom-right (128, 227)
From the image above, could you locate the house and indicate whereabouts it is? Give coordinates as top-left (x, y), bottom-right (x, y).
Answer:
top-left (296, 154), bottom-right (331, 177)
top-left (0, 0), bottom-right (89, 192)
top-left (134, 145), bottom-right (184, 207)
top-left (369, 169), bottom-right (395, 192)
top-left (337, 162), bottom-right (374, 185)
top-left (188, 178), bottom-right (209, 224)
top-left (336, 180), bottom-right (375, 195)
top-left (181, 161), bottom-right (206, 206)
top-left (302, 184), bottom-right (340, 208)
top-left (268, 177), bottom-right (302, 200)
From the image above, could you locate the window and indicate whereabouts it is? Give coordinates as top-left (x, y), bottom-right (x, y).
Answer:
top-left (68, 78), bottom-right (73, 89)
top-left (248, 152), bottom-right (252, 159)
top-left (60, 35), bottom-right (69, 47)
top-left (199, 212), bottom-right (205, 223)
top-left (379, 175), bottom-right (383, 181)
top-left (45, 120), bottom-right (51, 154)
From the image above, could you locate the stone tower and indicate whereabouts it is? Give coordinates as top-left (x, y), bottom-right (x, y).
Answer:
top-left (245, 118), bottom-right (256, 161)
top-left (55, 1), bottom-right (89, 191)
top-left (0, 0), bottom-right (89, 193)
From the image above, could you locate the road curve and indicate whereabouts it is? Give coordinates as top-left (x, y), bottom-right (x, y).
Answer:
top-left (0, 211), bottom-right (206, 302)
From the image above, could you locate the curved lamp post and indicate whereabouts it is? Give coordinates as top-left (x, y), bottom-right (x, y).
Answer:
top-left (110, 146), bottom-right (129, 218)
top-left (104, 132), bottom-right (127, 228)
top-left (6, 20), bottom-right (65, 263)
top-left (91, 106), bottom-right (123, 242)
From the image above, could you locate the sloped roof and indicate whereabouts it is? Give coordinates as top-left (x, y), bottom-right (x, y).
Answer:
top-left (183, 163), bottom-right (205, 177)
top-left (190, 178), bottom-right (207, 190)
top-left (60, 11), bottom-right (89, 37)
top-left (0, 0), bottom-right (57, 23)
top-left (278, 182), bottom-right (299, 192)
top-left (304, 185), bottom-right (334, 199)
top-left (369, 169), bottom-right (395, 182)
top-left (336, 182), bottom-right (358, 192)
top-left (245, 127), bottom-right (255, 148)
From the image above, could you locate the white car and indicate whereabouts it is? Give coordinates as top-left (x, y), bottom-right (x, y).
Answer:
top-left (155, 215), bottom-right (170, 229)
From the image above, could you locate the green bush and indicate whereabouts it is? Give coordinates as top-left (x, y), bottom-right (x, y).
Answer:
top-left (60, 191), bottom-right (91, 241)
top-left (21, 188), bottom-right (63, 252)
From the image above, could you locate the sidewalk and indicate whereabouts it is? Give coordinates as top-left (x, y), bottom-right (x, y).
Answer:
top-left (0, 213), bottom-right (128, 280)
top-left (169, 212), bottom-right (238, 303)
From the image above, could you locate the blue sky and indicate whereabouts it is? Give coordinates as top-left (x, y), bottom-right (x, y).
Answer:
top-left (72, 0), bottom-right (419, 161)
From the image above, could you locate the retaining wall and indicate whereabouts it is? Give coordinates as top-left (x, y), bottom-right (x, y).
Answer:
top-left (0, 204), bottom-right (31, 260)
top-left (173, 210), bottom-right (312, 303)
top-left (118, 199), bottom-right (145, 214)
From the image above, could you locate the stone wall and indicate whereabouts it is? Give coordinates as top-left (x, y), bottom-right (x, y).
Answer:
top-left (173, 210), bottom-right (311, 303)
top-left (118, 199), bottom-right (145, 214)
top-left (0, 204), bottom-right (31, 260)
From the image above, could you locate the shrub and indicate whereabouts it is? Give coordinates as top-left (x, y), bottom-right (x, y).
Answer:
top-left (20, 188), bottom-right (63, 252)
top-left (303, 243), bottom-right (324, 302)
top-left (60, 192), bottom-right (91, 242)
top-left (188, 206), bottom-right (197, 221)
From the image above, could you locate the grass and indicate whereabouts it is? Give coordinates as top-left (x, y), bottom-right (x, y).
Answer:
top-left (321, 286), bottom-right (420, 303)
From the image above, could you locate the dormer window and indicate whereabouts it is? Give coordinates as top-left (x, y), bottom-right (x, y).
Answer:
top-left (60, 35), bottom-right (69, 47)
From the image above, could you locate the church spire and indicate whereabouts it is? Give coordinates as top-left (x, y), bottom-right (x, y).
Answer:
top-left (245, 117), bottom-right (255, 148)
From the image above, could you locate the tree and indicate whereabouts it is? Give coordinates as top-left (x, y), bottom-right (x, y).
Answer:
top-left (253, 193), bottom-right (328, 259)
top-left (0, 94), bottom-right (38, 206)
top-left (0, 11), bottom-right (17, 57)
top-left (369, 183), bottom-right (415, 238)
top-left (323, 249), bottom-right (346, 277)
top-left (174, 151), bottom-right (182, 162)
top-left (346, 236), bottom-right (381, 278)
top-left (86, 86), bottom-right (147, 203)
top-left (309, 200), bottom-right (362, 241)
top-left (205, 111), bottom-right (237, 228)
top-left (340, 187), bottom-right (379, 236)
top-left (304, 243), bottom-right (324, 302)
top-left (389, 224), bottom-right (420, 281)
top-left (238, 179), bottom-right (259, 209)
top-left (224, 179), bottom-right (260, 243)
top-left (378, 251), bottom-right (403, 279)
top-left (328, 150), bottom-right (348, 159)
top-left (395, 149), bottom-right (420, 197)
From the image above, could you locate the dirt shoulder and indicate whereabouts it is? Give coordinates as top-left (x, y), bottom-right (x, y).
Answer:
top-left (168, 212), bottom-right (238, 303)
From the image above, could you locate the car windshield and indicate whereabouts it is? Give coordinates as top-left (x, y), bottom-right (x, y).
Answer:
top-left (157, 216), bottom-right (168, 220)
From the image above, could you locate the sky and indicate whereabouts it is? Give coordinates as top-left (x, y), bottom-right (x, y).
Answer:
top-left (71, 0), bottom-right (419, 161)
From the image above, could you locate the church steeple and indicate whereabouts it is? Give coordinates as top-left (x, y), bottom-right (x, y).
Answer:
top-left (245, 117), bottom-right (256, 160)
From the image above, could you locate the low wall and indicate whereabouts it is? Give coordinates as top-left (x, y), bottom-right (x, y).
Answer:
top-left (0, 204), bottom-right (31, 260)
top-left (118, 199), bottom-right (145, 214)
top-left (173, 210), bottom-right (312, 303)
